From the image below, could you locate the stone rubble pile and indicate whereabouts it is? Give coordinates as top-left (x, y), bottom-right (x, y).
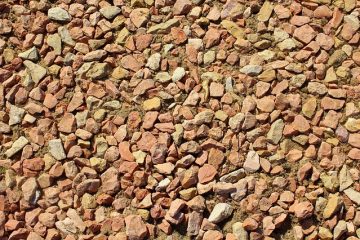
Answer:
top-left (1, 0), bottom-right (360, 239)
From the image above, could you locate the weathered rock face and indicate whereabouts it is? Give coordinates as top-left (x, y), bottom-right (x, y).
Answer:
top-left (2, 0), bottom-right (360, 239)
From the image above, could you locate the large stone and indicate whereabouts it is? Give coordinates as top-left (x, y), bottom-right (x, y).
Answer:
top-left (18, 47), bottom-right (39, 61)
top-left (21, 177), bottom-right (39, 204)
top-left (257, 1), bottom-right (274, 22)
top-left (323, 194), bottom-right (342, 219)
top-left (23, 60), bottom-right (47, 84)
top-left (243, 151), bottom-right (260, 172)
top-left (147, 19), bottom-right (180, 34)
top-left (48, 139), bottom-right (66, 160)
top-left (9, 105), bottom-right (25, 126)
top-left (48, 7), bottom-right (71, 22)
top-left (267, 119), bottom-right (284, 144)
top-left (208, 203), bottom-right (233, 223)
top-left (125, 215), bottom-right (148, 240)
top-left (99, 6), bottom-right (121, 19)
top-left (5, 136), bottom-right (29, 158)
top-left (86, 63), bottom-right (111, 80)
top-left (344, 188), bottom-right (360, 205)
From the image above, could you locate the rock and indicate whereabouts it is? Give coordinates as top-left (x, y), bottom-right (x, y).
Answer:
top-left (187, 212), bottom-right (203, 236)
top-left (232, 222), bottom-right (249, 240)
top-left (173, 0), bottom-right (192, 15)
top-left (55, 218), bottom-right (77, 234)
top-left (130, 8), bottom-right (149, 28)
top-left (294, 201), bottom-right (314, 220)
top-left (147, 18), bottom-right (180, 34)
top-left (221, 20), bottom-right (244, 40)
top-left (48, 139), bottom-right (66, 160)
top-left (293, 24), bottom-right (316, 44)
top-left (23, 60), bottom-right (47, 84)
top-left (18, 47), bottom-right (39, 61)
top-left (243, 151), bottom-right (260, 172)
top-left (333, 220), bottom-right (347, 240)
top-left (349, 134), bottom-right (360, 148)
top-left (172, 67), bottom-right (186, 82)
top-left (99, 6), bottom-right (121, 19)
top-left (209, 82), bottom-right (224, 97)
top-left (323, 194), bottom-right (342, 219)
top-left (318, 227), bottom-right (333, 240)
top-left (240, 65), bottom-right (262, 76)
top-left (302, 97), bottom-right (317, 118)
top-left (344, 188), bottom-right (360, 205)
top-left (328, 50), bottom-right (347, 67)
top-left (257, 1), bottom-right (274, 22)
top-left (48, 7), bottom-right (71, 22)
top-left (9, 105), bottom-right (25, 126)
top-left (198, 164), bottom-right (217, 184)
top-left (125, 215), bottom-right (148, 240)
top-left (208, 203), bottom-right (233, 223)
top-left (143, 97), bottom-right (161, 111)
top-left (86, 63), bottom-right (111, 80)
top-left (339, 165), bottom-right (353, 191)
top-left (21, 177), bottom-right (39, 204)
top-left (267, 119), bottom-right (284, 144)
top-left (146, 53), bottom-right (161, 70)
top-left (58, 26), bottom-right (76, 46)
top-left (5, 136), bottom-right (29, 158)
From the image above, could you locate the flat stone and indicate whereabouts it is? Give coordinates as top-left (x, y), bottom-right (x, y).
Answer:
top-left (48, 139), bottom-right (66, 160)
top-left (48, 7), bottom-right (71, 22)
top-left (99, 6), bottom-right (121, 19)
top-left (18, 47), bottom-right (39, 61)
top-left (23, 60), bottom-right (47, 84)
top-left (323, 194), bottom-right (342, 219)
top-left (243, 151), bottom-right (260, 172)
top-left (344, 188), bottom-right (360, 205)
top-left (208, 203), bottom-right (233, 223)
top-left (5, 136), bottom-right (29, 158)
top-left (143, 97), bottom-right (161, 111)
top-left (257, 1), bottom-right (274, 22)
top-left (86, 62), bottom-right (111, 80)
top-left (147, 18), bottom-right (180, 34)
top-left (267, 119), bottom-right (284, 144)
top-left (240, 65), bottom-right (262, 76)
top-left (172, 67), bottom-right (186, 82)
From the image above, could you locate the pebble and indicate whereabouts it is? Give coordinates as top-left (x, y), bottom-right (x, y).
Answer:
top-left (48, 139), bottom-right (66, 160)
top-left (5, 136), bottom-right (29, 158)
top-left (208, 203), bottom-right (233, 223)
top-left (48, 7), bottom-right (71, 22)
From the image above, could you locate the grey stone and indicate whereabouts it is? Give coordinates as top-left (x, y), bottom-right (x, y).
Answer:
top-left (172, 67), bottom-right (186, 82)
top-left (23, 60), bottom-right (47, 84)
top-left (18, 47), bottom-right (39, 61)
top-left (99, 6), bottom-right (121, 19)
top-left (232, 222), bottom-right (249, 240)
top-left (344, 188), bottom-right (360, 205)
top-left (48, 139), bottom-right (66, 160)
top-left (267, 119), bottom-right (284, 144)
top-left (339, 165), bottom-right (353, 191)
top-left (9, 105), bottom-right (25, 126)
top-left (146, 53), bottom-right (161, 70)
top-left (147, 18), bottom-right (180, 33)
top-left (86, 62), bottom-right (111, 80)
top-left (58, 26), bottom-right (76, 46)
top-left (240, 65), bottom-right (262, 76)
top-left (208, 203), bottom-right (233, 223)
top-left (5, 136), bottom-right (29, 158)
top-left (55, 218), bottom-right (77, 234)
top-left (48, 7), bottom-right (71, 22)
top-left (47, 34), bottom-right (62, 55)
